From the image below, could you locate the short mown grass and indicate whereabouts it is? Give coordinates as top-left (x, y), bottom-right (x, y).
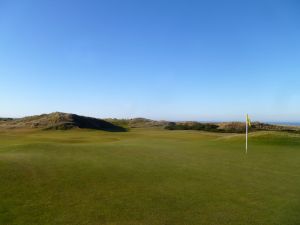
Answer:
top-left (0, 129), bottom-right (300, 225)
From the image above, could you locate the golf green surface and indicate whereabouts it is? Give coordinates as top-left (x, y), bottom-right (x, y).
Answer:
top-left (0, 129), bottom-right (300, 225)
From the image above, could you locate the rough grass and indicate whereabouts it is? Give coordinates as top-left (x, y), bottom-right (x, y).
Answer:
top-left (0, 129), bottom-right (300, 225)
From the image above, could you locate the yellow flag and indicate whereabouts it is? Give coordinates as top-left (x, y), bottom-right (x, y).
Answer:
top-left (246, 114), bottom-right (251, 127)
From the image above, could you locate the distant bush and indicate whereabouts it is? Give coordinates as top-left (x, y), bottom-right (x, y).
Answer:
top-left (165, 122), bottom-right (219, 132)
top-left (0, 118), bottom-right (13, 121)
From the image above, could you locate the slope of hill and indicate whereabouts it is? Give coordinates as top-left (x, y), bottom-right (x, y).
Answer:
top-left (0, 112), bottom-right (126, 131)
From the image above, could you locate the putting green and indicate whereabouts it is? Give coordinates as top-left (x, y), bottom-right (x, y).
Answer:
top-left (0, 129), bottom-right (300, 225)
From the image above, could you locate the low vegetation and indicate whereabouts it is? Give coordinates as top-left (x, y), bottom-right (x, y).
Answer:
top-left (106, 117), bottom-right (169, 128)
top-left (165, 121), bottom-right (300, 133)
top-left (165, 122), bottom-right (219, 132)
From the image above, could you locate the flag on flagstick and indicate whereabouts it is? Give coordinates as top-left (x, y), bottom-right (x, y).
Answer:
top-left (246, 114), bottom-right (251, 154)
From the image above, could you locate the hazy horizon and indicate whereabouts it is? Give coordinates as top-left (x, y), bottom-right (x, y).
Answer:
top-left (1, 0), bottom-right (300, 121)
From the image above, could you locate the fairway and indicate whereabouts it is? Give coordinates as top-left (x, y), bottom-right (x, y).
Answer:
top-left (1, 129), bottom-right (300, 225)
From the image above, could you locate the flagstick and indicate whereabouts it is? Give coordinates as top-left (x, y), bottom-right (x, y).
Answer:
top-left (246, 115), bottom-right (248, 154)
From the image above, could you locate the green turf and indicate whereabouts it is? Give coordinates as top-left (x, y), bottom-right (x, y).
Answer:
top-left (0, 129), bottom-right (300, 225)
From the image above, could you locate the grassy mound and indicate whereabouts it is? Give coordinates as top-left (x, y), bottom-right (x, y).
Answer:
top-left (0, 112), bottom-right (126, 132)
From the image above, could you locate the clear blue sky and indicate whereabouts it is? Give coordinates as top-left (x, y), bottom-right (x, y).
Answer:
top-left (1, 0), bottom-right (300, 121)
